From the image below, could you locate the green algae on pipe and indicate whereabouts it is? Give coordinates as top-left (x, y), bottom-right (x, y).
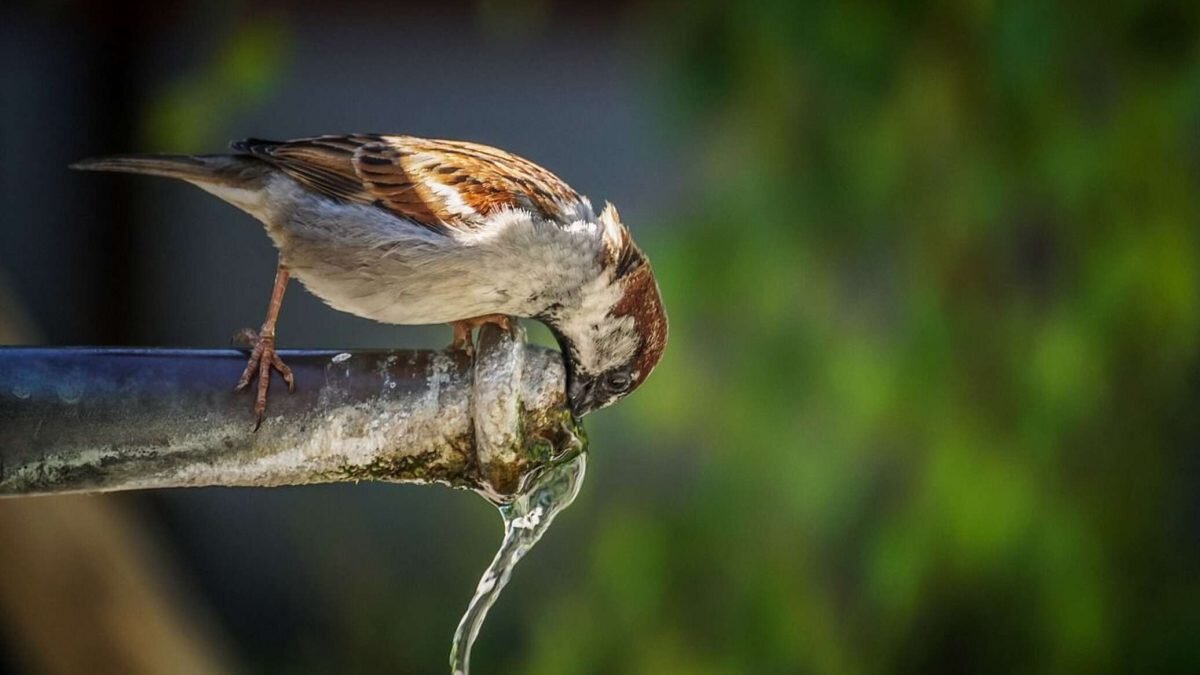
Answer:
top-left (0, 325), bottom-right (581, 501)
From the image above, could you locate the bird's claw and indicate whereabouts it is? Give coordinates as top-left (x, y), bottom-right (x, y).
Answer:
top-left (448, 331), bottom-right (476, 359)
top-left (234, 328), bottom-right (294, 430)
top-left (448, 314), bottom-right (512, 360)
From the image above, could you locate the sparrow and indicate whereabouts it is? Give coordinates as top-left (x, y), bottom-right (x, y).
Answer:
top-left (72, 134), bottom-right (667, 426)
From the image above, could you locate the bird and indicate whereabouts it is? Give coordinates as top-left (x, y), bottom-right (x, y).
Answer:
top-left (72, 134), bottom-right (667, 427)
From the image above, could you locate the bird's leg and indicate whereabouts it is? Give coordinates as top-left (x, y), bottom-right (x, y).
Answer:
top-left (449, 321), bottom-right (475, 357)
top-left (448, 314), bottom-right (513, 358)
top-left (235, 261), bottom-right (294, 429)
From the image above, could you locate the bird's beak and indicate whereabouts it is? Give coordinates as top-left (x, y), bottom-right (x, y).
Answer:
top-left (568, 374), bottom-right (598, 418)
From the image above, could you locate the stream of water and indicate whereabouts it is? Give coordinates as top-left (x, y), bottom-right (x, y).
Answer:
top-left (449, 449), bottom-right (588, 674)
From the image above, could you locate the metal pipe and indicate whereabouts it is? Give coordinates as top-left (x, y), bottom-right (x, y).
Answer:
top-left (0, 325), bottom-right (582, 501)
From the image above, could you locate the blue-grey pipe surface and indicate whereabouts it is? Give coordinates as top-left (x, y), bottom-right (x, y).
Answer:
top-left (0, 327), bottom-right (579, 499)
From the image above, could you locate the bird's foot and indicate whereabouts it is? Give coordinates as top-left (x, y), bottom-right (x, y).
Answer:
top-left (448, 314), bottom-right (513, 359)
top-left (233, 328), bottom-right (295, 430)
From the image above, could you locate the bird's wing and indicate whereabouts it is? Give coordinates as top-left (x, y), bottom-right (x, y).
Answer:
top-left (231, 135), bottom-right (591, 232)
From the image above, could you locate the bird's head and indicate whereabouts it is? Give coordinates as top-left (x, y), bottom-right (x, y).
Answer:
top-left (550, 203), bottom-right (668, 417)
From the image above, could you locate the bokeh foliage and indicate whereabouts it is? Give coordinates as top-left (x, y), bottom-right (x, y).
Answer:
top-left (143, 18), bottom-right (289, 152)
top-left (522, 1), bottom-right (1200, 673)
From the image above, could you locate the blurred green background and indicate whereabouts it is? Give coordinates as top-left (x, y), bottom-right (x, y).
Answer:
top-left (2, 1), bottom-right (1199, 673)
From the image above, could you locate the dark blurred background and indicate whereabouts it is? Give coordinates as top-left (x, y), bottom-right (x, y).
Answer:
top-left (3, 0), bottom-right (1200, 673)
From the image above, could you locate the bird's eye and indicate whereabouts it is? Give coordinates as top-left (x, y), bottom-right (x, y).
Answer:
top-left (604, 371), bottom-right (633, 393)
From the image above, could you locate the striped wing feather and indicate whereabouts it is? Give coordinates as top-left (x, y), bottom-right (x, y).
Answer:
top-left (231, 135), bottom-right (587, 231)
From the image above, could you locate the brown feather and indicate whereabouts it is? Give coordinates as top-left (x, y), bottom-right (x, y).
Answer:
top-left (612, 261), bottom-right (668, 383)
top-left (231, 134), bottom-right (588, 232)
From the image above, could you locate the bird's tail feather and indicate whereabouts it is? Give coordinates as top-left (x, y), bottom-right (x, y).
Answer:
top-left (70, 154), bottom-right (263, 188)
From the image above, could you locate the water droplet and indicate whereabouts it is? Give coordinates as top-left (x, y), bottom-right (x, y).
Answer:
top-left (57, 381), bottom-right (84, 404)
top-left (332, 352), bottom-right (352, 363)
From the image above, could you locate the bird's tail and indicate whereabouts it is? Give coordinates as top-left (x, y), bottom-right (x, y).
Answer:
top-left (70, 154), bottom-right (266, 188)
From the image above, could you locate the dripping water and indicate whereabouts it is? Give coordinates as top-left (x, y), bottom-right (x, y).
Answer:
top-left (449, 447), bottom-right (588, 674)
